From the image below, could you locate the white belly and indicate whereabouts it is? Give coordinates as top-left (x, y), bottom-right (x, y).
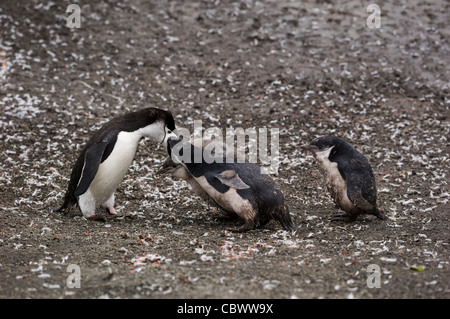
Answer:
top-left (195, 175), bottom-right (255, 219)
top-left (87, 131), bottom-right (142, 205)
top-left (315, 147), bottom-right (353, 208)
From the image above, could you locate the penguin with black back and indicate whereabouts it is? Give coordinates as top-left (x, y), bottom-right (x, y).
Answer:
top-left (158, 156), bottom-right (233, 218)
top-left (158, 139), bottom-right (233, 218)
top-left (301, 135), bottom-right (386, 221)
top-left (56, 108), bottom-right (176, 219)
top-left (162, 137), bottom-right (296, 232)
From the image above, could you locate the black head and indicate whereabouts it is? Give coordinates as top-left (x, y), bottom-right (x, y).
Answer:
top-left (118, 108), bottom-right (174, 130)
top-left (81, 107), bottom-right (177, 150)
top-left (165, 136), bottom-right (193, 168)
top-left (131, 108), bottom-right (176, 143)
top-left (166, 136), bottom-right (181, 158)
top-left (301, 135), bottom-right (355, 157)
top-left (161, 110), bottom-right (176, 132)
top-left (160, 109), bottom-right (176, 144)
top-left (141, 107), bottom-right (175, 132)
top-left (311, 135), bottom-right (343, 150)
top-left (166, 137), bottom-right (226, 179)
top-left (167, 136), bottom-right (209, 162)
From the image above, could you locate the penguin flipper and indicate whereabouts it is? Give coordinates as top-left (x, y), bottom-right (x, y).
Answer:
top-left (336, 157), bottom-right (376, 212)
top-left (214, 170), bottom-right (250, 190)
top-left (74, 139), bottom-right (109, 197)
top-left (346, 173), bottom-right (377, 211)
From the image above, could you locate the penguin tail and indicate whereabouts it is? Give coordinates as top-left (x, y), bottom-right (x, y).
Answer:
top-left (54, 191), bottom-right (76, 213)
top-left (371, 207), bottom-right (387, 220)
top-left (276, 204), bottom-right (297, 233)
top-left (54, 198), bottom-right (69, 213)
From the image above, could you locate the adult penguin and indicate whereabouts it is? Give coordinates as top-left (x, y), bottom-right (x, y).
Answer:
top-left (56, 108), bottom-right (175, 219)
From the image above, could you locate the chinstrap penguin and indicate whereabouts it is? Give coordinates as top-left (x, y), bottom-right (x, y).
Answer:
top-left (301, 135), bottom-right (385, 221)
top-left (161, 137), bottom-right (296, 232)
top-left (56, 107), bottom-right (176, 219)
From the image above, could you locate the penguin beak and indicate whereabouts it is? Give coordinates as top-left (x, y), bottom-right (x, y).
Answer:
top-left (166, 136), bottom-right (175, 157)
top-left (157, 157), bottom-right (177, 175)
top-left (162, 128), bottom-right (177, 145)
top-left (300, 144), bottom-right (317, 152)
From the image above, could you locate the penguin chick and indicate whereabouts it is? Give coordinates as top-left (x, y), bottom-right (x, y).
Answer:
top-left (164, 137), bottom-right (296, 232)
top-left (158, 138), bottom-right (230, 212)
top-left (56, 108), bottom-right (176, 219)
top-left (157, 156), bottom-right (234, 218)
top-left (301, 135), bottom-right (386, 221)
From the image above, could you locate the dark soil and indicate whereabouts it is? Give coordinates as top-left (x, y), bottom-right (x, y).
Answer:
top-left (0, 0), bottom-right (449, 299)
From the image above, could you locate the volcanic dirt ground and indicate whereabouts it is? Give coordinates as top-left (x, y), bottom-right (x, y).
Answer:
top-left (0, 0), bottom-right (449, 299)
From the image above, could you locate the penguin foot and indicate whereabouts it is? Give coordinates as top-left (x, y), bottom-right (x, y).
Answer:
top-left (372, 209), bottom-right (387, 220)
top-left (212, 210), bottom-right (238, 220)
top-left (330, 211), bottom-right (356, 222)
top-left (106, 207), bottom-right (133, 217)
top-left (226, 222), bottom-right (254, 232)
top-left (87, 215), bottom-right (107, 222)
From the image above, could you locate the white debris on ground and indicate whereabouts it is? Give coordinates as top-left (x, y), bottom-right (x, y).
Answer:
top-left (0, 0), bottom-right (449, 299)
